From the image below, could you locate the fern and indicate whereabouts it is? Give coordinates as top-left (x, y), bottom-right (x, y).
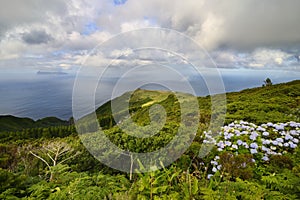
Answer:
top-left (262, 169), bottom-right (300, 198)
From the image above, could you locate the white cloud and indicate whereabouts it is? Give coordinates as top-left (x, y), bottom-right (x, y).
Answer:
top-left (193, 13), bottom-right (225, 50)
top-left (0, 39), bottom-right (26, 60)
top-left (121, 20), bottom-right (153, 32)
top-left (251, 48), bottom-right (292, 67)
top-left (110, 48), bottom-right (134, 57)
top-left (0, 0), bottom-right (300, 72)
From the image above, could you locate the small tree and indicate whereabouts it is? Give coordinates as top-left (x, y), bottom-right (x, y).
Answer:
top-left (30, 141), bottom-right (80, 181)
top-left (263, 78), bottom-right (272, 87)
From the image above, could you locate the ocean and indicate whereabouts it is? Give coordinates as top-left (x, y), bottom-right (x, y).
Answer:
top-left (0, 69), bottom-right (299, 120)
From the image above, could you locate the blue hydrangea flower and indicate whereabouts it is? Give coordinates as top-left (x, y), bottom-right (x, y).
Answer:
top-left (274, 124), bottom-right (284, 130)
top-left (257, 126), bottom-right (266, 131)
top-left (276, 138), bottom-right (284, 143)
top-left (262, 146), bottom-right (269, 152)
top-left (289, 122), bottom-right (298, 127)
top-left (262, 140), bottom-right (271, 145)
top-left (237, 140), bottom-right (243, 146)
top-left (249, 134), bottom-right (257, 141)
top-left (250, 149), bottom-right (257, 154)
top-left (250, 143), bottom-right (258, 149)
top-left (285, 134), bottom-right (293, 141)
top-left (293, 138), bottom-right (299, 143)
top-left (211, 160), bottom-right (218, 166)
top-left (243, 143), bottom-right (249, 149)
top-left (234, 130), bottom-right (241, 136)
top-left (262, 156), bottom-right (269, 161)
top-left (284, 143), bottom-right (290, 147)
top-left (225, 141), bottom-right (232, 146)
top-left (217, 141), bottom-right (225, 148)
top-left (290, 130), bottom-right (298, 136)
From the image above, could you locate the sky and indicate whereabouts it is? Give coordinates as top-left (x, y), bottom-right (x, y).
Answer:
top-left (0, 0), bottom-right (300, 75)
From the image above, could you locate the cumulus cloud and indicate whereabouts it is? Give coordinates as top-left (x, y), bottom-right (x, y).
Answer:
top-left (251, 49), bottom-right (291, 66)
top-left (0, 0), bottom-right (299, 71)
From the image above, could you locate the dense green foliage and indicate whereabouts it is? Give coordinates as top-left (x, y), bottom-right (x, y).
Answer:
top-left (0, 80), bottom-right (299, 199)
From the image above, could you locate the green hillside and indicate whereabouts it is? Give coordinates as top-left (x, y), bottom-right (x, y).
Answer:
top-left (96, 80), bottom-right (300, 131)
top-left (0, 115), bottom-right (69, 132)
top-left (0, 116), bottom-right (36, 132)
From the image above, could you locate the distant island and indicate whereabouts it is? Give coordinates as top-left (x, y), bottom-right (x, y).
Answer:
top-left (37, 71), bottom-right (68, 75)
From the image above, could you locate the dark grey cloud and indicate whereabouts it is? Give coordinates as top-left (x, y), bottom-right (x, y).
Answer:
top-left (97, 0), bottom-right (300, 50)
top-left (22, 30), bottom-right (53, 44)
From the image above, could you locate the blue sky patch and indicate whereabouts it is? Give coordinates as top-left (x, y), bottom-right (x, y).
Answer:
top-left (82, 22), bottom-right (100, 35)
top-left (113, 0), bottom-right (127, 6)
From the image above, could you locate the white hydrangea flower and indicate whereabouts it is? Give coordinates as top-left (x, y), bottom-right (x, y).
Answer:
top-left (207, 174), bottom-right (213, 179)
top-left (212, 167), bottom-right (218, 173)
top-left (262, 131), bottom-right (269, 136)
top-left (270, 146), bottom-right (276, 150)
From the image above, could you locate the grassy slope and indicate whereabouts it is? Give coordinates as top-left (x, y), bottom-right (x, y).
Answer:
top-left (96, 80), bottom-right (300, 127)
top-left (225, 80), bottom-right (300, 124)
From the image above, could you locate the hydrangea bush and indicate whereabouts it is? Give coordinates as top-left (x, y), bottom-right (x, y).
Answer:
top-left (204, 121), bottom-right (300, 178)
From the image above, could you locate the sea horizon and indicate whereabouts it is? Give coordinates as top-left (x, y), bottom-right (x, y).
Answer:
top-left (0, 68), bottom-right (299, 120)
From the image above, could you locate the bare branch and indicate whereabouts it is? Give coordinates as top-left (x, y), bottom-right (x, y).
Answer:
top-left (47, 153), bottom-right (55, 164)
top-left (43, 147), bottom-right (55, 154)
top-left (59, 151), bottom-right (81, 165)
top-left (30, 151), bottom-right (51, 171)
